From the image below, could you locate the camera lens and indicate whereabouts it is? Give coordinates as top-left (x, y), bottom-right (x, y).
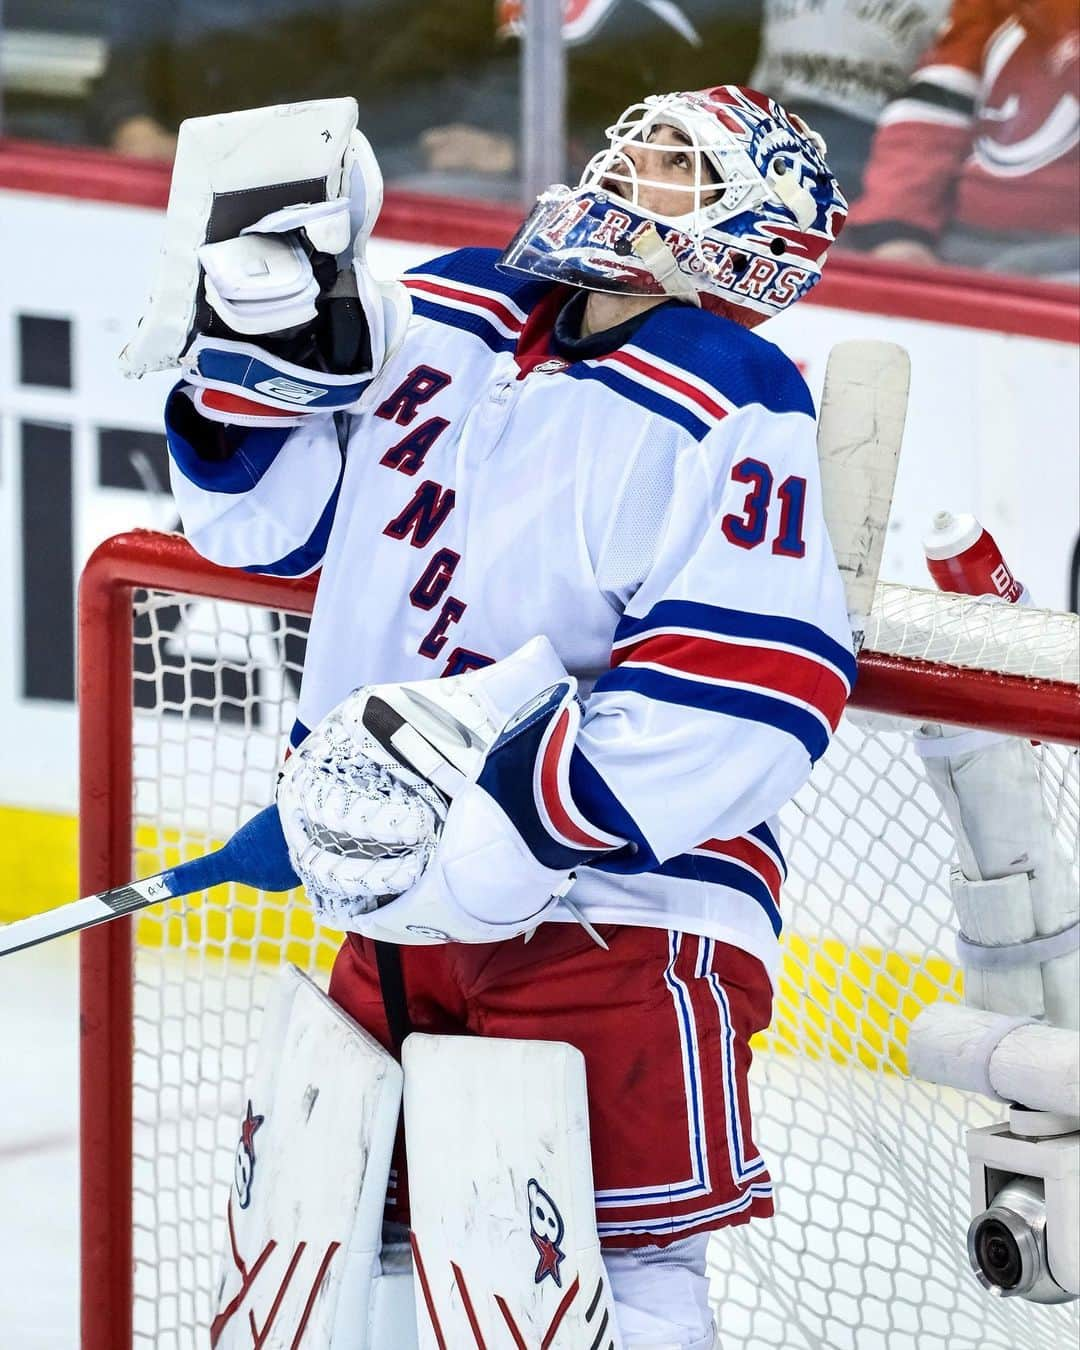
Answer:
top-left (974, 1218), bottom-right (1023, 1290)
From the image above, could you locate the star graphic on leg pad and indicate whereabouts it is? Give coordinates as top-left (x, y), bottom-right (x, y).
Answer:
top-left (531, 1230), bottom-right (565, 1287)
top-left (240, 1100), bottom-right (264, 1153)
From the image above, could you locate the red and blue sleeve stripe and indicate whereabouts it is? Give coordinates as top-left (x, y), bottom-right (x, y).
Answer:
top-left (604, 600), bottom-right (855, 763)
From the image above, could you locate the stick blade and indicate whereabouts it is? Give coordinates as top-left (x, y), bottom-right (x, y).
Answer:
top-left (817, 340), bottom-right (910, 632)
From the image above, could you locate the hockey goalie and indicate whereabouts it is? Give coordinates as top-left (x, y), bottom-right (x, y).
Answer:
top-left (127, 87), bottom-right (859, 1346)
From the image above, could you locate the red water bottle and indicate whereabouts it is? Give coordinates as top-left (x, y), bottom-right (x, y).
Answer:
top-left (923, 511), bottom-right (1029, 604)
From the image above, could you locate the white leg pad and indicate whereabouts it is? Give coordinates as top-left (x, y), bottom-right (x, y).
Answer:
top-left (210, 966), bottom-right (403, 1349)
top-left (368, 1269), bottom-right (420, 1348)
top-left (403, 1033), bottom-right (623, 1348)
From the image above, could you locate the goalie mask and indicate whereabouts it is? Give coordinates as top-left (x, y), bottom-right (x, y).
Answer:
top-left (499, 85), bottom-right (847, 328)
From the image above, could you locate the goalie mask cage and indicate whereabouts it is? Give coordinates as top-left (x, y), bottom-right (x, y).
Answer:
top-left (79, 529), bottom-right (1079, 1350)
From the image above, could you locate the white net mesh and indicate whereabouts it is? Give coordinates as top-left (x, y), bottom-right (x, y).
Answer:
top-left (865, 584), bottom-right (1079, 682)
top-left (115, 582), bottom-right (1078, 1349)
top-left (711, 710), bottom-right (1078, 1350)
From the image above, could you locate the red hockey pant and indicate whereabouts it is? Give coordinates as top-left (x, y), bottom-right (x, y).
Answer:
top-left (329, 923), bottom-right (775, 1249)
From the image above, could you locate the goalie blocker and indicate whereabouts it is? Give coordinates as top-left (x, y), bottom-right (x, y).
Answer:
top-left (121, 97), bottom-right (410, 427)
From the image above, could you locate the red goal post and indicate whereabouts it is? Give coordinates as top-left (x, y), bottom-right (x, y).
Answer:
top-left (77, 529), bottom-right (1080, 1350)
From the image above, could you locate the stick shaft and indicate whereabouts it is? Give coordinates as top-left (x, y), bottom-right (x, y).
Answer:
top-left (0, 874), bottom-right (175, 957)
top-left (4, 804), bottom-right (293, 959)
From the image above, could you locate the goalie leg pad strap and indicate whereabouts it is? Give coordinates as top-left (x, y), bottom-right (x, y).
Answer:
top-left (908, 1005), bottom-right (1079, 1115)
top-left (949, 872), bottom-right (1080, 1024)
top-left (907, 1004), bottom-right (1040, 1103)
top-left (956, 906), bottom-right (1080, 971)
top-left (949, 870), bottom-right (1046, 1016)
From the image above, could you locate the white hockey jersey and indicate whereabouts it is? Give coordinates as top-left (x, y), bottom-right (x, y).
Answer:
top-left (166, 247), bottom-right (855, 986)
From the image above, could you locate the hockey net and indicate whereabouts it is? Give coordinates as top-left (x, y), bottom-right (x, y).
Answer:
top-left (78, 529), bottom-right (1080, 1350)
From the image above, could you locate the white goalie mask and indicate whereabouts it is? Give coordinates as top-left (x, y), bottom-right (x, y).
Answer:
top-left (499, 85), bottom-right (848, 328)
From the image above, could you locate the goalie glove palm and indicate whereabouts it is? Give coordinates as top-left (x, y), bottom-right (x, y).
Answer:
top-left (277, 706), bottom-right (446, 923)
top-left (184, 189), bottom-right (408, 428)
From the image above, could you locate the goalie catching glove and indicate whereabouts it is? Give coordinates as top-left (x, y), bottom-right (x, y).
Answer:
top-left (276, 638), bottom-right (626, 944)
top-left (121, 98), bottom-right (410, 427)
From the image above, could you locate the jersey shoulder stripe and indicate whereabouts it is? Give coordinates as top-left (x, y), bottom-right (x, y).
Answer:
top-left (562, 358), bottom-right (720, 441)
top-left (632, 307), bottom-right (815, 420)
top-left (405, 286), bottom-right (519, 354)
top-left (404, 249), bottom-right (552, 354)
top-left (406, 274), bottom-right (526, 336)
top-left (563, 310), bottom-right (812, 440)
top-left (406, 247), bottom-right (553, 313)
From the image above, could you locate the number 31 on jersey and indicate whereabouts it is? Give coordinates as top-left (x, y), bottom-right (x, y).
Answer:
top-left (721, 457), bottom-right (807, 558)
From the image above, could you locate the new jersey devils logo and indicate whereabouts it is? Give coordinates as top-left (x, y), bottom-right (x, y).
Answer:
top-left (527, 1178), bottom-right (567, 1287)
top-left (234, 1100), bottom-right (265, 1210)
top-left (975, 18), bottom-right (1080, 176)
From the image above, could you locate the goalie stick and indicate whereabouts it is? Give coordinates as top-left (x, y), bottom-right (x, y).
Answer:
top-left (0, 805), bottom-right (296, 958)
top-left (815, 339), bottom-right (909, 646)
top-left (0, 340), bottom-right (909, 959)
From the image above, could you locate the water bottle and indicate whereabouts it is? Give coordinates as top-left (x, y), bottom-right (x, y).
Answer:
top-left (923, 511), bottom-right (1029, 604)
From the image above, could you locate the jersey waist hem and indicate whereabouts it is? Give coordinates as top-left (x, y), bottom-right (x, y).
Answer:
top-left (546, 902), bottom-right (780, 990)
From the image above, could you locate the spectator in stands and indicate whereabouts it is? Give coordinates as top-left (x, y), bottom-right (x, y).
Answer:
top-left (749, 0), bottom-right (950, 202)
top-left (87, 0), bottom-right (759, 198)
top-left (88, 0), bottom-right (439, 175)
top-left (844, 0), bottom-right (1080, 280)
top-left (407, 0), bottom-right (759, 188)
